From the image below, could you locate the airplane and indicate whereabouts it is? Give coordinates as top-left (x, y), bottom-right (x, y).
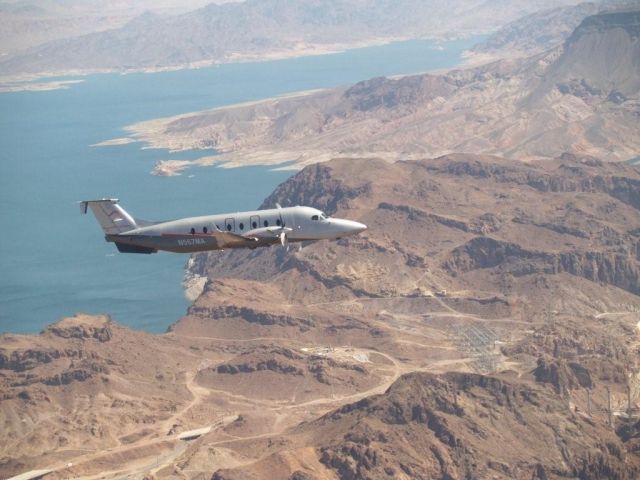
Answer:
top-left (80, 198), bottom-right (367, 254)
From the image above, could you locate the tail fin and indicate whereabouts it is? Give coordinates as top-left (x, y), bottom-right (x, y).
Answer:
top-left (80, 198), bottom-right (137, 235)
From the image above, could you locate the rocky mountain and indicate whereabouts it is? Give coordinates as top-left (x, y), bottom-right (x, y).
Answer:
top-left (196, 345), bottom-right (379, 403)
top-left (183, 153), bottom-right (640, 327)
top-left (128, 9), bottom-right (640, 174)
top-left (470, 1), bottom-right (603, 58)
top-left (212, 372), bottom-right (640, 479)
top-left (163, 153), bottom-right (640, 479)
top-left (538, 8), bottom-right (640, 97)
top-left (0, 314), bottom-right (199, 476)
top-left (3, 4), bottom-right (639, 480)
top-left (2, 153), bottom-right (640, 478)
top-left (0, 0), bottom-right (580, 77)
top-left (469, 0), bottom-right (639, 59)
top-left (0, 0), bottom-right (219, 58)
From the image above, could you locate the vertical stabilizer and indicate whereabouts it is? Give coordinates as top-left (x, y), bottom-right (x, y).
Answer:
top-left (80, 199), bottom-right (137, 234)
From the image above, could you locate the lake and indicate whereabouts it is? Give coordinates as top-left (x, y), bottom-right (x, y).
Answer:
top-left (0, 37), bottom-right (482, 334)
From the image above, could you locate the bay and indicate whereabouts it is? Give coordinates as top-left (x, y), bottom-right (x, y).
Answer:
top-left (0, 36), bottom-right (483, 333)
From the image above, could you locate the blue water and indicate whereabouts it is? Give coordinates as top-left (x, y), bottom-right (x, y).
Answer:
top-left (0, 37), bottom-right (482, 334)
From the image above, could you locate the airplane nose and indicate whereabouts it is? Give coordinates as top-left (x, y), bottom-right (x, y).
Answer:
top-left (328, 218), bottom-right (367, 238)
top-left (335, 219), bottom-right (367, 235)
top-left (351, 221), bottom-right (367, 234)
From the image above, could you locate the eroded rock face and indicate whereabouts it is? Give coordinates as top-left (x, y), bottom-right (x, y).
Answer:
top-left (0, 314), bottom-right (196, 475)
top-left (0, 348), bottom-right (66, 372)
top-left (45, 315), bottom-right (114, 342)
top-left (344, 74), bottom-right (456, 112)
top-left (185, 154), bottom-right (639, 480)
top-left (216, 348), bottom-right (305, 376)
top-left (187, 304), bottom-right (310, 328)
top-left (260, 163), bottom-right (372, 216)
top-left (313, 372), bottom-right (638, 480)
top-left (186, 154), bottom-right (640, 309)
top-left (205, 347), bottom-right (368, 387)
top-left (41, 366), bottom-right (103, 386)
top-left (533, 356), bottom-right (593, 395)
top-left (445, 236), bottom-right (640, 295)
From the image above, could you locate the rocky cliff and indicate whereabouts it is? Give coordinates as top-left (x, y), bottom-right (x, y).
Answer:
top-left (211, 372), bottom-right (640, 480)
top-left (168, 154), bottom-right (640, 477)
top-left (184, 154), bottom-right (640, 308)
top-left (133, 9), bottom-right (640, 172)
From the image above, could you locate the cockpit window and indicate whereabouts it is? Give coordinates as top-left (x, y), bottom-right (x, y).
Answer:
top-left (311, 215), bottom-right (319, 220)
top-left (319, 212), bottom-right (328, 219)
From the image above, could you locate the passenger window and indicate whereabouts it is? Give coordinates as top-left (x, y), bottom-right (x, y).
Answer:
top-left (264, 220), bottom-right (269, 227)
top-left (276, 219), bottom-right (281, 226)
top-left (239, 223), bottom-right (244, 230)
top-left (226, 224), bottom-right (232, 231)
top-left (311, 215), bottom-right (318, 220)
top-left (252, 221), bottom-right (257, 229)
top-left (190, 228), bottom-right (195, 235)
top-left (203, 227), bottom-right (208, 234)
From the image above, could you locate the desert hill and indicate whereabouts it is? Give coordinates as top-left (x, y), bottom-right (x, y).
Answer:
top-left (2, 153), bottom-right (640, 478)
top-left (211, 372), bottom-right (640, 480)
top-left (128, 9), bottom-right (640, 174)
top-left (0, 0), bottom-right (580, 77)
top-left (160, 154), bottom-right (640, 479)
top-left (537, 8), bottom-right (640, 97)
top-left (183, 154), bottom-right (640, 307)
top-left (0, 312), bottom-right (393, 476)
top-left (176, 154), bottom-right (640, 384)
top-left (0, 0), bottom-right (219, 57)
top-left (3, 4), bottom-right (640, 480)
top-left (0, 314), bottom-right (198, 475)
top-left (469, 0), bottom-right (639, 60)
top-left (196, 345), bottom-right (379, 403)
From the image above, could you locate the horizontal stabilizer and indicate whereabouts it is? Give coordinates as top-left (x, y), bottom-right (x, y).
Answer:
top-left (80, 198), bottom-right (137, 235)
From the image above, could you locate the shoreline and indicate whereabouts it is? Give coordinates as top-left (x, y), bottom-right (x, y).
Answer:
top-left (100, 48), bottom-right (500, 176)
top-left (0, 33), bottom-right (485, 93)
top-left (0, 78), bottom-right (85, 93)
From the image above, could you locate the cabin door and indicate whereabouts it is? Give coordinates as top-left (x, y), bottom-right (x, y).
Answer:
top-left (224, 217), bottom-right (235, 232)
top-left (249, 215), bottom-right (260, 230)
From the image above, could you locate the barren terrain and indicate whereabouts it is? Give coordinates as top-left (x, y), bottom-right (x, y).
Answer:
top-left (120, 9), bottom-right (640, 175)
top-left (165, 154), bottom-right (640, 479)
top-left (0, 0), bottom-right (581, 79)
top-left (3, 153), bottom-right (639, 478)
top-left (2, 7), bottom-right (640, 480)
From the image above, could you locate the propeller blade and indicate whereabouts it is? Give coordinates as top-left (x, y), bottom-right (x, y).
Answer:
top-left (276, 203), bottom-right (285, 227)
top-left (276, 203), bottom-right (289, 250)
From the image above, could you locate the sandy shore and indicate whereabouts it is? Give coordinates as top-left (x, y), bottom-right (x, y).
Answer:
top-left (0, 79), bottom-right (85, 93)
top-left (90, 137), bottom-right (137, 147)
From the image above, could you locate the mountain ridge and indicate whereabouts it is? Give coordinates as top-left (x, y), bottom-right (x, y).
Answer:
top-left (0, 0), bottom-right (581, 77)
top-left (123, 9), bottom-right (640, 177)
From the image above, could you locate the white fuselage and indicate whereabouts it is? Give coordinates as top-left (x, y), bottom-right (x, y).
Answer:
top-left (99, 205), bottom-right (367, 254)
top-left (138, 206), bottom-right (364, 241)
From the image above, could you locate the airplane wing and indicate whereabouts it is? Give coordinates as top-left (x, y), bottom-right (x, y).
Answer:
top-left (209, 229), bottom-right (257, 248)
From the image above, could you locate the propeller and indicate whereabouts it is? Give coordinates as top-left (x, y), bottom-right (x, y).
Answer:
top-left (276, 203), bottom-right (289, 250)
